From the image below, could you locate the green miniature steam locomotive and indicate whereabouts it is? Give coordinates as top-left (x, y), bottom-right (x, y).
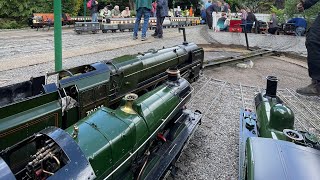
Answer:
top-left (0, 40), bottom-right (203, 151)
top-left (0, 70), bottom-right (202, 180)
top-left (239, 76), bottom-right (320, 180)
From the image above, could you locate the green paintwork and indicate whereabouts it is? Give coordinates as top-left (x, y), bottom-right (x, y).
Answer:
top-left (60, 71), bottom-right (110, 119)
top-left (0, 92), bottom-right (62, 149)
top-left (242, 91), bottom-right (318, 180)
top-left (0, 43), bottom-right (203, 152)
top-left (112, 46), bottom-right (191, 95)
top-left (245, 138), bottom-right (255, 180)
top-left (255, 93), bottom-right (294, 140)
top-left (65, 80), bottom-right (184, 179)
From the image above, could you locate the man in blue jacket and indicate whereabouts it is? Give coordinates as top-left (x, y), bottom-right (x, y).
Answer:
top-left (133, 0), bottom-right (152, 41)
top-left (152, 0), bottom-right (168, 38)
top-left (296, 0), bottom-right (320, 96)
top-left (287, 17), bottom-right (307, 36)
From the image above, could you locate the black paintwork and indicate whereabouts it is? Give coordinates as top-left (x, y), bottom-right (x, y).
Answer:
top-left (41, 127), bottom-right (96, 180)
top-left (0, 76), bottom-right (45, 107)
top-left (144, 110), bottom-right (202, 180)
top-left (58, 63), bottom-right (109, 85)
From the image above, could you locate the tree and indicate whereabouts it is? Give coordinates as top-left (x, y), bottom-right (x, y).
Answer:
top-left (284, 0), bottom-right (320, 24)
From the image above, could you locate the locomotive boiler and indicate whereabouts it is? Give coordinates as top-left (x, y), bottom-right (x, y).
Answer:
top-left (239, 76), bottom-right (320, 180)
top-left (0, 71), bottom-right (202, 180)
top-left (0, 33), bottom-right (204, 150)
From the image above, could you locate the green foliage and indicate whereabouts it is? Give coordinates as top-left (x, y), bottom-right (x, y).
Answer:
top-left (270, 5), bottom-right (285, 23)
top-left (283, 0), bottom-right (320, 25)
top-left (62, 0), bottom-right (82, 16)
top-left (303, 1), bottom-right (320, 19)
top-left (0, 18), bottom-right (24, 29)
top-left (284, 0), bottom-right (299, 18)
top-left (226, 0), bottom-right (275, 13)
top-left (0, 0), bottom-right (34, 21)
top-left (0, 0), bottom-right (82, 27)
top-left (73, 0), bottom-right (84, 16)
top-left (130, 10), bottom-right (136, 17)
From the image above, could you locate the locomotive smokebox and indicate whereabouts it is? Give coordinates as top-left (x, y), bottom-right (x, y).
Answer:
top-left (167, 68), bottom-right (181, 81)
top-left (265, 76), bottom-right (278, 97)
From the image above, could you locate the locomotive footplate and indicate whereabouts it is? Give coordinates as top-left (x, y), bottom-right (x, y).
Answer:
top-left (239, 109), bottom-right (257, 180)
top-left (142, 109), bottom-right (202, 180)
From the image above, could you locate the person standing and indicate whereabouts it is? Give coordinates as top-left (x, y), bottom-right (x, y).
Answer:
top-left (189, 6), bottom-right (193, 17)
top-left (240, 8), bottom-right (247, 32)
top-left (205, 0), bottom-right (212, 9)
top-left (152, 0), bottom-right (168, 38)
top-left (268, 12), bottom-right (278, 34)
top-left (221, 0), bottom-right (230, 12)
top-left (296, 0), bottom-right (320, 96)
top-left (133, 0), bottom-right (152, 41)
top-left (206, 1), bottom-right (221, 29)
top-left (91, 0), bottom-right (99, 22)
top-left (246, 8), bottom-right (257, 33)
top-left (152, 1), bottom-right (157, 17)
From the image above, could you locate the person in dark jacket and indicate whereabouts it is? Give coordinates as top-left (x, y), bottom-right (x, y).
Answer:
top-left (133, 0), bottom-right (152, 41)
top-left (91, 0), bottom-right (99, 22)
top-left (268, 12), bottom-right (278, 34)
top-left (296, 0), bottom-right (320, 96)
top-left (246, 8), bottom-right (257, 33)
top-left (152, 0), bottom-right (168, 38)
top-left (206, 1), bottom-right (222, 29)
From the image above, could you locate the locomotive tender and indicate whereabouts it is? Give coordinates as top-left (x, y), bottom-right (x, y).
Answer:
top-left (73, 17), bottom-right (201, 34)
top-left (239, 76), bottom-right (320, 180)
top-left (0, 39), bottom-right (204, 151)
top-left (0, 71), bottom-right (202, 180)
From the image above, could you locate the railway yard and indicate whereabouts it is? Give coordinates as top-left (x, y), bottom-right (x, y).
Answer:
top-left (1, 25), bottom-right (319, 179)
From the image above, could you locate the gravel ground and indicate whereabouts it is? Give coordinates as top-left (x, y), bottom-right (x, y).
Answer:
top-left (174, 56), bottom-right (320, 180)
top-left (0, 26), bottom-right (208, 86)
top-left (1, 26), bottom-right (319, 180)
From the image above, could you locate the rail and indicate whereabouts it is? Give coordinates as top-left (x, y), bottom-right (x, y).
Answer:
top-left (203, 49), bottom-right (274, 68)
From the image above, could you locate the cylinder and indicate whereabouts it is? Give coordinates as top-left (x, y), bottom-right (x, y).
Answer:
top-left (265, 76), bottom-right (278, 97)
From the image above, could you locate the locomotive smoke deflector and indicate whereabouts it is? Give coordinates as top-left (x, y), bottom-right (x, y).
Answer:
top-left (265, 76), bottom-right (278, 98)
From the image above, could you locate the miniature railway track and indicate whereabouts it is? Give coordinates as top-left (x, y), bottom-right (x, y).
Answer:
top-left (278, 89), bottom-right (320, 136)
top-left (189, 77), bottom-right (320, 136)
top-left (188, 78), bottom-right (260, 119)
top-left (203, 49), bottom-right (274, 68)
